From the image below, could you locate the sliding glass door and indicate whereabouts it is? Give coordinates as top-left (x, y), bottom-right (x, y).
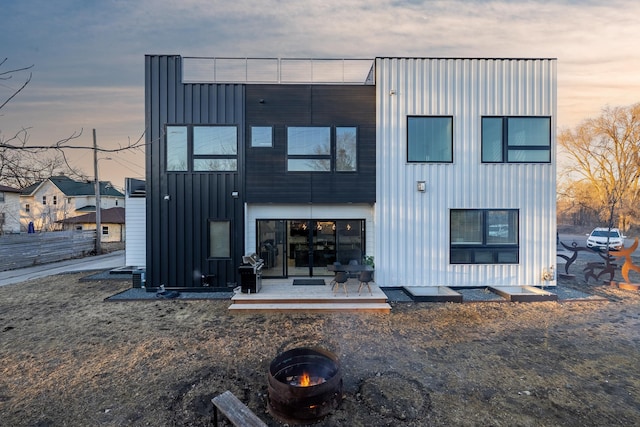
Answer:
top-left (257, 219), bottom-right (364, 277)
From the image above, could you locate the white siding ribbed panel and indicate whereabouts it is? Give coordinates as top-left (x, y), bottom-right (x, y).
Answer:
top-left (376, 58), bottom-right (557, 287)
top-left (125, 197), bottom-right (146, 268)
top-left (245, 204), bottom-right (374, 256)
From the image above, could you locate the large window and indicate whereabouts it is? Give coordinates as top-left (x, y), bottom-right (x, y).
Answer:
top-left (209, 220), bottom-right (231, 258)
top-left (450, 209), bottom-right (519, 264)
top-left (407, 116), bottom-right (453, 163)
top-left (166, 125), bottom-right (238, 172)
top-left (482, 117), bottom-right (551, 163)
top-left (286, 126), bottom-right (358, 172)
top-left (287, 127), bottom-right (331, 172)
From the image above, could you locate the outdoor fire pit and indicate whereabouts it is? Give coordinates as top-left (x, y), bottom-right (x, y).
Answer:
top-left (267, 347), bottom-right (342, 423)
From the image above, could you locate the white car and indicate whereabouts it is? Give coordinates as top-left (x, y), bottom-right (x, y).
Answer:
top-left (586, 227), bottom-right (626, 251)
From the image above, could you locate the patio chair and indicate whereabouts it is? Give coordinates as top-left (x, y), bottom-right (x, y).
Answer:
top-left (347, 259), bottom-right (360, 278)
top-left (357, 270), bottom-right (374, 295)
top-left (330, 271), bottom-right (350, 296)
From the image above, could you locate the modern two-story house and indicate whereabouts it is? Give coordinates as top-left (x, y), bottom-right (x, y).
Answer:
top-left (145, 55), bottom-right (556, 290)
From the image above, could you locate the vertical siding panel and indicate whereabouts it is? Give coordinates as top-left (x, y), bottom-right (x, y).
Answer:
top-left (146, 56), bottom-right (245, 288)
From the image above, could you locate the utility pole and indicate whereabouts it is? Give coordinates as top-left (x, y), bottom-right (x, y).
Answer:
top-left (93, 129), bottom-right (102, 255)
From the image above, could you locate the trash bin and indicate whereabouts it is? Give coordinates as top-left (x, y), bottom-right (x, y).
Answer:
top-left (132, 269), bottom-right (145, 288)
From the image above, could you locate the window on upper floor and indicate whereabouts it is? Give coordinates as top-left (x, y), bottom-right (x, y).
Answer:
top-left (166, 125), bottom-right (238, 172)
top-left (251, 126), bottom-right (273, 147)
top-left (0, 192), bottom-right (4, 203)
top-left (286, 126), bottom-right (358, 172)
top-left (336, 127), bottom-right (357, 171)
top-left (482, 117), bottom-right (551, 163)
top-left (53, 195), bottom-right (57, 205)
top-left (450, 209), bottom-right (519, 264)
top-left (42, 196), bottom-right (47, 205)
top-left (287, 127), bottom-right (331, 172)
top-left (25, 203), bottom-right (30, 213)
top-left (407, 116), bottom-right (453, 163)
top-left (102, 226), bottom-right (109, 235)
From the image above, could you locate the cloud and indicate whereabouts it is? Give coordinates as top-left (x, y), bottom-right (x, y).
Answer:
top-left (2, 0), bottom-right (640, 185)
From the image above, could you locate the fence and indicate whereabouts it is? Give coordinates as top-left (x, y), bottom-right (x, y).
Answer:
top-left (0, 230), bottom-right (95, 271)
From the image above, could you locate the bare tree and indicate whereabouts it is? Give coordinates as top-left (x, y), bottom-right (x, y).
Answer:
top-left (558, 103), bottom-right (640, 231)
top-left (0, 58), bottom-right (145, 188)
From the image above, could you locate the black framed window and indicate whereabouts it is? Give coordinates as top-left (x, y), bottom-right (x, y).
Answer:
top-left (286, 126), bottom-right (359, 172)
top-left (166, 126), bottom-right (188, 171)
top-left (450, 209), bottom-right (519, 264)
top-left (166, 125), bottom-right (238, 172)
top-left (251, 126), bottom-right (273, 148)
top-left (407, 116), bottom-right (453, 163)
top-left (287, 127), bottom-right (331, 172)
top-left (336, 127), bottom-right (357, 171)
top-left (482, 117), bottom-right (551, 163)
top-left (209, 220), bottom-right (231, 259)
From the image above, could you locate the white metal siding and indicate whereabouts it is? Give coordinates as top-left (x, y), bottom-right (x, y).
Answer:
top-left (376, 58), bottom-right (557, 287)
top-left (125, 197), bottom-right (146, 267)
top-left (245, 204), bottom-right (374, 257)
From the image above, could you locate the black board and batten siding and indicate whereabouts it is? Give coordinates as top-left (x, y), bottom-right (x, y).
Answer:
top-left (145, 56), bottom-right (375, 289)
top-left (145, 55), bottom-right (245, 289)
top-left (245, 85), bottom-right (376, 203)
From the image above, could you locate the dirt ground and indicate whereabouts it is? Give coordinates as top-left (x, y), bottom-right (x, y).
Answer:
top-left (1, 265), bottom-right (639, 427)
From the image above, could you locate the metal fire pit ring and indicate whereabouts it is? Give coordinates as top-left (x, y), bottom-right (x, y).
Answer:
top-left (267, 347), bottom-right (342, 423)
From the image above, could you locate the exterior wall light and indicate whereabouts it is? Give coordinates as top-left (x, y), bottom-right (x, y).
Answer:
top-left (417, 181), bottom-right (426, 192)
top-left (231, 191), bottom-right (239, 198)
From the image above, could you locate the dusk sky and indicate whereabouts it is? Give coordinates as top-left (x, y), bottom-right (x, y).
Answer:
top-left (2, 0), bottom-right (639, 189)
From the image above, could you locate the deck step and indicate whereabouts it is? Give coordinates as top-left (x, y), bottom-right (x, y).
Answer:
top-left (232, 296), bottom-right (388, 305)
top-left (228, 302), bottom-right (391, 313)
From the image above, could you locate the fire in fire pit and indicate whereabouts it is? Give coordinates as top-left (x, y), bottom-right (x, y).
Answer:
top-left (268, 347), bottom-right (342, 423)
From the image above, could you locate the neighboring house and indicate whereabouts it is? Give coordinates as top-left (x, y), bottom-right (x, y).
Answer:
top-left (125, 178), bottom-right (146, 267)
top-left (144, 55), bottom-right (556, 290)
top-left (0, 184), bottom-right (23, 234)
top-left (20, 175), bottom-right (125, 232)
top-left (57, 207), bottom-right (125, 242)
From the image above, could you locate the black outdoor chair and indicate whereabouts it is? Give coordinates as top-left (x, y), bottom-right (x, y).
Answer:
top-left (347, 259), bottom-right (360, 278)
top-left (357, 270), bottom-right (374, 295)
top-left (330, 271), bottom-right (350, 296)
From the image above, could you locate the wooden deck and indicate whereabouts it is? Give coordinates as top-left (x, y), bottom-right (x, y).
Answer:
top-left (229, 277), bottom-right (391, 313)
